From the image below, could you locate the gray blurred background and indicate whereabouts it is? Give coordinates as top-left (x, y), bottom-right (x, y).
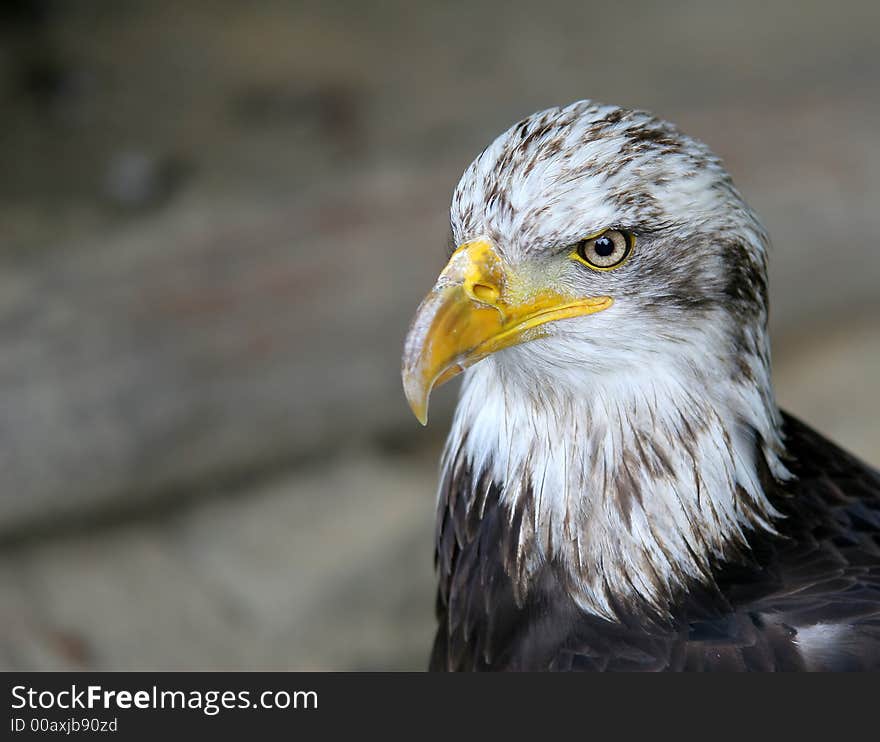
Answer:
top-left (0, 0), bottom-right (878, 670)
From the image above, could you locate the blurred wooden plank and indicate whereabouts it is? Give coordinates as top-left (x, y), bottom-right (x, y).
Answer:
top-left (0, 171), bottom-right (456, 534)
top-left (0, 452), bottom-right (436, 670)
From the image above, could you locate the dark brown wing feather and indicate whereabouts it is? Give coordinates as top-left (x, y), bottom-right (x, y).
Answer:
top-left (430, 412), bottom-right (880, 671)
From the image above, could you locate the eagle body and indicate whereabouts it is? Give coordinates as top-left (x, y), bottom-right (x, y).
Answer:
top-left (401, 101), bottom-right (880, 671)
top-left (431, 412), bottom-right (880, 671)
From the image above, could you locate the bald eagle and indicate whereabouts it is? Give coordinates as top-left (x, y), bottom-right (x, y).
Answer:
top-left (401, 101), bottom-right (880, 671)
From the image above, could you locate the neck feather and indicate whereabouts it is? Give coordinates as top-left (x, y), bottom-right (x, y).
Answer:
top-left (440, 347), bottom-right (790, 620)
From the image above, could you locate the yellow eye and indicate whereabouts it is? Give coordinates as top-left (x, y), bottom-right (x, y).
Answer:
top-left (573, 229), bottom-right (634, 270)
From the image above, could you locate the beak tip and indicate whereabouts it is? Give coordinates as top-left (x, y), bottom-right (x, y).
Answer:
top-left (408, 396), bottom-right (430, 426)
top-left (407, 401), bottom-right (429, 426)
top-left (402, 371), bottom-right (430, 426)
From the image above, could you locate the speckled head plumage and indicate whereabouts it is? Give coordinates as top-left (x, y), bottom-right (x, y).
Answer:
top-left (403, 101), bottom-right (790, 619)
top-left (451, 100), bottom-right (771, 355)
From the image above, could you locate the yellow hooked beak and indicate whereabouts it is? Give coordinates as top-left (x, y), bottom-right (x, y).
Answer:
top-left (401, 240), bottom-right (613, 424)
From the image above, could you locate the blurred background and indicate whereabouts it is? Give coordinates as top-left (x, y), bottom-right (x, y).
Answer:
top-left (0, 0), bottom-right (878, 670)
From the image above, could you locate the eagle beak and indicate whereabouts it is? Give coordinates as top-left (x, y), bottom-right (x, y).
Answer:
top-left (401, 240), bottom-right (612, 424)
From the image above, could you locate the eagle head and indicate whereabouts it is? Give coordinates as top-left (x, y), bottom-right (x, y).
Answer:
top-left (401, 101), bottom-right (791, 617)
top-left (403, 100), bottom-right (771, 425)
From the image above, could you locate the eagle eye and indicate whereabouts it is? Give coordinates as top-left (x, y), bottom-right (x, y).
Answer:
top-left (573, 229), bottom-right (633, 270)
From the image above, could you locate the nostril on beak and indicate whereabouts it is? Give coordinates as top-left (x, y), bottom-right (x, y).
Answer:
top-left (470, 283), bottom-right (500, 305)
